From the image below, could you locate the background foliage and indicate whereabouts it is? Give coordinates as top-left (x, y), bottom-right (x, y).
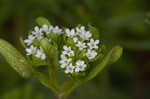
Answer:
top-left (0, 0), bottom-right (150, 99)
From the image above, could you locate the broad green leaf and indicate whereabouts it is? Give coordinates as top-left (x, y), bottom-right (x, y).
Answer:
top-left (36, 17), bottom-right (51, 26)
top-left (85, 46), bottom-right (123, 81)
top-left (62, 46), bottom-right (123, 97)
top-left (0, 39), bottom-right (32, 78)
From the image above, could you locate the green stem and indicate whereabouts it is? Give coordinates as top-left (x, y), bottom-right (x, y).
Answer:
top-left (48, 64), bottom-right (60, 94)
top-left (48, 64), bottom-right (67, 99)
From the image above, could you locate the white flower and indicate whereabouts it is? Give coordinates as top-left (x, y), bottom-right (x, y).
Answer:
top-left (35, 47), bottom-right (46, 60)
top-left (41, 24), bottom-right (53, 34)
top-left (79, 31), bottom-right (92, 40)
top-left (76, 26), bottom-right (86, 33)
top-left (65, 63), bottom-right (75, 74)
top-left (66, 28), bottom-right (76, 38)
top-left (76, 41), bottom-right (86, 50)
top-left (24, 24), bottom-right (101, 74)
top-left (25, 45), bottom-right (37, 56)
top-left (41, 24), bottom-right (49, 33)
top-left (62, 46), bottom-right (74, 56)
top-left (87, 39), bottom-right (99, 49)
top-left (60, 53), bottom-right (66, 59)
top-left (85, 49), bottom-right (97, 60)
top-left (59, 58), bottom-right (72, 68)
top-left (76, 26), bottom-right (92, 40)
top-left (75, 60), bottom-right (87, 72)
top-left (52, 26), bottom-right (62, 35)
top-left (32, 26), bottom-right (43, 40)
top-left (24, 35), bottom-right (35, 46)
top-left (32, 26), bottom-right (41, 34)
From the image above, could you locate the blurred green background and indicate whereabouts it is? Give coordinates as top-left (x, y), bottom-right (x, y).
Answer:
top-left (0, 0), bottom-right (150, 99)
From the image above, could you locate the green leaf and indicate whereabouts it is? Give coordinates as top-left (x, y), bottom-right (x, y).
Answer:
top-left (0, 39), bottom-right (32, 78)
top-left (86, 46), bottom-right (123, 81)
top-left (62, 46), bottom-right (123, 97)
top-left (108, 46), bottom-right (123, 64)
top-left (36, 17), bottom-right (51, 26)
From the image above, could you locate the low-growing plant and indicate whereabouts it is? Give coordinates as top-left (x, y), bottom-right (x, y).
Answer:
top-left (0, 17), bottom-right (123, 99)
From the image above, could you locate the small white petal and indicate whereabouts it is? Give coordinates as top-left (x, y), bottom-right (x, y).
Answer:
top-left (35, 47), bottom-right (46, 60)
top-left (95, 40), bottom-right (99, 44)
top-left (53, 26), bottom-right (62, 34)
top-left (24, 35), bottom-right (35, 46)
top-left (35, 26), bottom-right (39, 32)
top-left (73, 37), bottom-right (78, 43)
top-left (62, 46), bottom-right (74, 56)
top-left (66, 28), bottom-right (76, 38)
top-left (25, 45), bottom-right (37, 56)
top-left (41, 54), bottom-right (46, 60)
top-left (60, 64), bottom-right (66, 68)
top-left (76, 41), bottom-right (86, 50)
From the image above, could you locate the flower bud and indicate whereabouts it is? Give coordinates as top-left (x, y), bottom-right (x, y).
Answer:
top-left (40, 38), bottom-right (58, 64)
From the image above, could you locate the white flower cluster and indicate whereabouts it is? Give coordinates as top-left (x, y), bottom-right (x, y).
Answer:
top-left (59, 26), bottom-right (100, 74)
top-left (59, 46), bottom-right (87, 74)
top-left (24, 24), bottom-right (62, 60)
top-left (24, 24), bottom-right (100, 74)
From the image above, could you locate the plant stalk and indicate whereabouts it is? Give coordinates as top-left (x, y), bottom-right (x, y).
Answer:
top-left (48, 64), bottom-right (60, 94)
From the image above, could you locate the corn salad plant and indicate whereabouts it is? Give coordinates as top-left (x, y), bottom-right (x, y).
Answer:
top-left (0, 17), bottom-right (122, 99)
